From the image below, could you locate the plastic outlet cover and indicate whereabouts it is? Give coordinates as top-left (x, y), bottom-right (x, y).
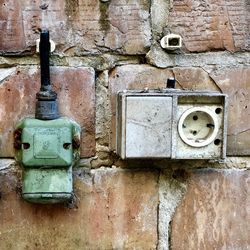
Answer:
top-left (116, 90), bottom-right (227, 160)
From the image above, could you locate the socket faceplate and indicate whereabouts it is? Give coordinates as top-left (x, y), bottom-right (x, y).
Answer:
top-left (178, 107), bottom-right (219, 147)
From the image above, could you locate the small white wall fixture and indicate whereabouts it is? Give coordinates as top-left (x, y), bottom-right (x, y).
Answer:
top-left (160, 34), bottom-right (182, 50)
top-left (116, 90), bottom-right (227, 160)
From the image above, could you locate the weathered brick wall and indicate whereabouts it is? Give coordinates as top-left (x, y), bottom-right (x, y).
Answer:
top-left (0, 0), bottom-right (249, 249)
top-left (167, 0), bottom-right (250, 52)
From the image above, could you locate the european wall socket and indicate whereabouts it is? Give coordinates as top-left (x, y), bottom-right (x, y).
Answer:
top-left (116, 90), bottom-right (227, 160)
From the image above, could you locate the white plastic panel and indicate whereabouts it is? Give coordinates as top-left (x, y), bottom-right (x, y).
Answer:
top-left (125, 96), bottom-right (172, 158)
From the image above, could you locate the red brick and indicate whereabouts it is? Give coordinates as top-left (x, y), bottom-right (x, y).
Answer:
top-left (168, 0), bottom-right (250, 52)
top-left (173, 67), bottom-right (219, 91)
top-left (210, 67), bottom-right (250, 155)
top-left (0, 0), bottom-right (26, 51)
top-left (0, 166), bottom-right (159, 249)
top-left (0, 0), bottom-right (151, 54)
top-left (0, 66), bottom-right (95, 157)
top-left (171, 169), bottom-right (249, 250)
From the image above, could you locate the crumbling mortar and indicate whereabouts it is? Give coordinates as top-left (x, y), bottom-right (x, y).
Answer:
top-left (148, 0), bottom-right (154, 42)
top-left (157, 168), bottom-right (188, 250)
top-left (0, 159), bottom-right (16, 171)
top-left (0, 54), bottom-right (144, 71)
top-left (0, 50), bottom-right (250, 70)
top-left (0, 67), bottom-right (17, 85)
top-left (155, 167), bottom-right (161, 250)
top-left (75, 155), bottom-right (250, 171)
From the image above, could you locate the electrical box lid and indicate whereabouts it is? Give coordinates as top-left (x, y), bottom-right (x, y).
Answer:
top-left (126, 96), bottom-right (172, 158)
top-left (15, 117), bottom-right (81, 167)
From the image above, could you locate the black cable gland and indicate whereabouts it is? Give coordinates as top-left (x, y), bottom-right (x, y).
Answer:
top-left (167, 78), bottom-right (176, 89)
top-left (35, 30), bottom-right (60, 120)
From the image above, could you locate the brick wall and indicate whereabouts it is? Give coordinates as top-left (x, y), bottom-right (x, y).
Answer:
top-left (0, 0), bottom-right (249, 249)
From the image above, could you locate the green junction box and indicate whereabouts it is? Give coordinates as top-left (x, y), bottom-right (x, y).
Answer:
top-left (15, 117), bottom-right (81, 204)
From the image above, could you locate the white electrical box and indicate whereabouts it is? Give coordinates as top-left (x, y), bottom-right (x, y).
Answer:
top-left (160, 34), bottom-right (182, 50)
top-left (116, 90), bottom-right (227, 160)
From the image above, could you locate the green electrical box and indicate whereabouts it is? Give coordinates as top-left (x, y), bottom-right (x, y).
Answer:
top-left (15, 117), bottom-right (81, 204)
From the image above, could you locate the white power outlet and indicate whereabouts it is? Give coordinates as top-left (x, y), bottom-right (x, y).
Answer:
top-left (178, 107), bottom-right (220, 148)
top-left (116, 90), bottom-right (227, 160)
top-left (175, 103), bottom-right (225, 159)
